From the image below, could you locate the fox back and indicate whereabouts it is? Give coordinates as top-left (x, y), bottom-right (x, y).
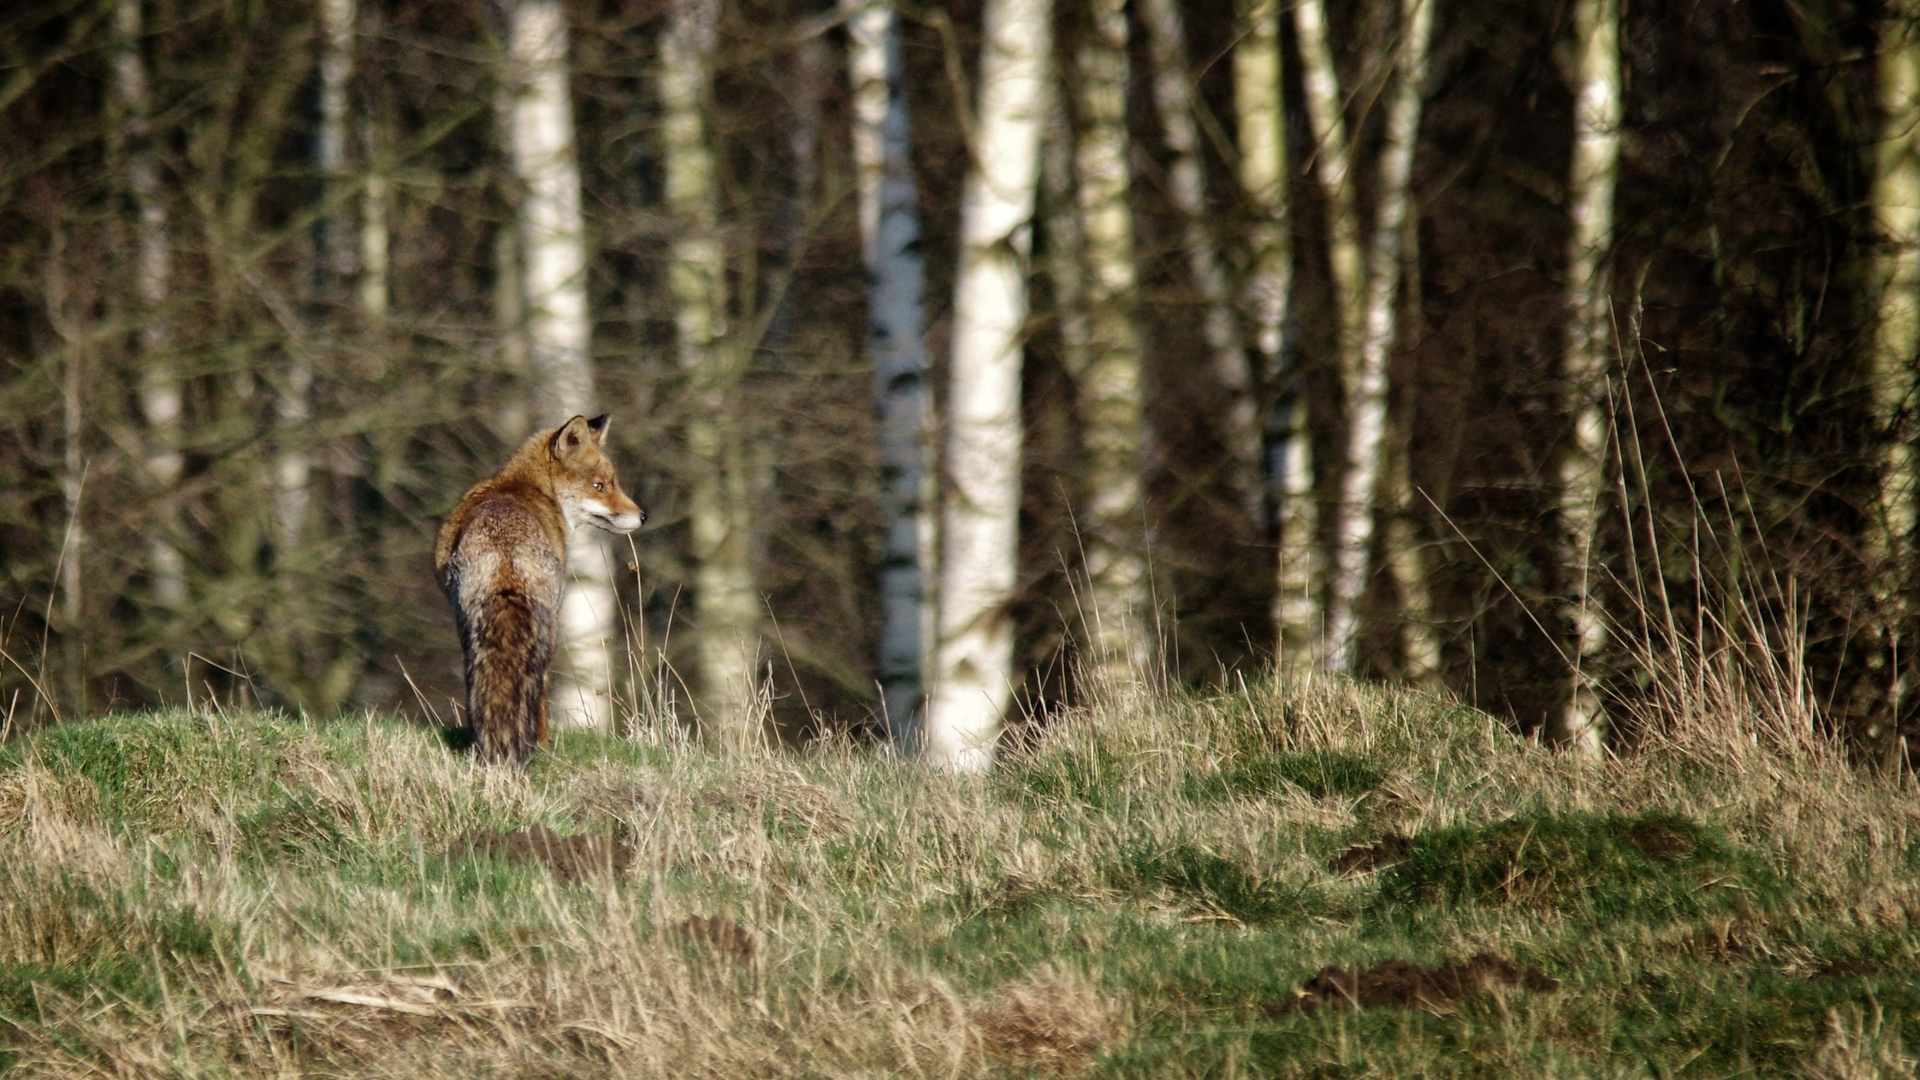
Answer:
top-left (435, 414), bottom-right (644, 767)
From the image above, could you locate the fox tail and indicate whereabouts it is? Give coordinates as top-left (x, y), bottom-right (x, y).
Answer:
top-left (464, 589), bottom-right (552, 768)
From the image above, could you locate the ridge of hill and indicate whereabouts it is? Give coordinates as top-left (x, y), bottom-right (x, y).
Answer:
top-left (0, 680), bottom-right (1914, 1076)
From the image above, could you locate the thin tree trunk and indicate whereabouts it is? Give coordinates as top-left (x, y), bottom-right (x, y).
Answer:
top-left (848, 1), bottom-right (933, 744)
top-left (1237, 0), bottom-right (1314, 676)
top-left (1871, 5), bottom-right (1920, 753)
top-left (1387, 199), bottom-right (1441, 687)
top-left (1063, 0), bottom-right (1149, 690)
top-left (1292, 0), bottom-right (1360, 672)
top-left (1552, 0), bottom-right (1622, 750)
top-left (1137, 0), bottom-right (1261, 522)
top-left (1324, 0), bottom-right (1432, 674)
top-left (47, 236), bottom-right (86, 715)
top-left (661, 0), bottom-right (760, 744)
top-left (924, 0), bottom-right (1051, 771)
top-left (114, 0), bottom-right (184, 611)
top-left (508, 0), bottom-right (619, 731)
top-left (359, 32), bottom-right (390, 324)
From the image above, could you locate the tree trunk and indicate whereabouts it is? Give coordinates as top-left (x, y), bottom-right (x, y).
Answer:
top-left (114, 0), bottom-right (184, 611)
top-left (1323, 0), bottom-right (1432, 674)
top-left (924, 0), bottom-right (1051, 771)
top-left (1237, 0), bottom-right (1314, 676)
top-left (1552, 0), bottom-right (1622, 751)
top-left (1137, 0), bottom-right (1261, 523)
top-left (1292, 0), bottom-right (1361, 672)
top-left (848, 1), bottom-right (933, 745)
top-left (1387, 201), bottom-right (1441, 687)
top-left (661, 0), bottom-right (760, 744)
top-left (1061, 0), bottom-right (1150, 691)
top-left (508, 0), bottom-right (619, 731)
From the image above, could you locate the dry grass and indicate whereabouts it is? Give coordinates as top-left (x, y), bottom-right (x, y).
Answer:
top-left (0, 675), bottom-right (1914, 1076)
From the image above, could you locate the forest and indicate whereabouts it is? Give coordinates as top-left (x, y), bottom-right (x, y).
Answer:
top-left (0, 0), bottom-right (1914, 768)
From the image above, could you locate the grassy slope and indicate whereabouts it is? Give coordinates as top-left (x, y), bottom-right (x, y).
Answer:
top-left (0, 681), bottom-right (1915, 1077)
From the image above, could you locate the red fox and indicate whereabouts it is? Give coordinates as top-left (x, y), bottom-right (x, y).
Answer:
top-left (434, 414), bottom-right (644, 767)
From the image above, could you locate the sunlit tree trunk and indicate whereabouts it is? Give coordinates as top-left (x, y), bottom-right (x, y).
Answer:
top-left (276, 0), bottom-right (358, 554)
top-left (1387, 203), bottom-right (1441, 687)
top-left (924, 0), bottom-right (1051, 771)
top-left (661, 0), bottom-right (759, 744)
top-left (849, 1), bottom-right (933, 745)
top-left (1237, 0), bottom-right (1313, 676)
top-left (1552, 0), bottom-right (1622, 751)
top-left (507, 0), bottom-right (619, 730)
top-left (1062, 0), bottom-right (1149, 690)
top-left (1324, 0), bottom-right (1432, 674)
top-left (1138, 0), bottom-right (1260, 522)
top-left (1292, 0), bottom-right (1360, 672)
top-left (359, 16), bottom-right (390, 325)
top-left (114, 0), bottom-right (184, 612)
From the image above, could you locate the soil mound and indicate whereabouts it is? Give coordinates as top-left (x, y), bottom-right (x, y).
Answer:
top-left (674, 915), bottom-right (756, 961)
top-left (1327, 833), bottom-right (1411, 875)
top-left (448, 825), bottom-right (631, 884)
top-left (1275, 953), bottom-right (1558, 1013)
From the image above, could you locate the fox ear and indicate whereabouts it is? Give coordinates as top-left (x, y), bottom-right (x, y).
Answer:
top-left (586, 413), bottom-right (611, 445)
top-left (550, 415), bottom-right (593, 461)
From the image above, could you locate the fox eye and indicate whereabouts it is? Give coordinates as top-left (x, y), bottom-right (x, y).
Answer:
top-left (593, 481), bottom-right (605, 492)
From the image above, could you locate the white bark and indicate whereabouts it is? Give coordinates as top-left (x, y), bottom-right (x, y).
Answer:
top-left (114, 0), bottom-right (184, 609)
top-left (1872, 7), bottom-right (1920, 609)
top-left (1064, 0), bottom-right (1149, 687)
top-left (1387, 202), bottom-right (1441, 686)
top-left (360, 71), bottom-right (390, 320)
top-left (1236, 0), bottom-right (1314, 674)
top-left (1324, 0), bottom-right (1432, 674)
top-left (1553, 0), bottom-right (1622, 750)
top-left (1137, 0), bottom-right (1261, 521)
top-left (1295, 0), bottom-right (1364, 365)
top-left (924, 0), bottom-right (1051, 771)
top-left (507, 0), bottom-right (618, 731)
top-left (849, 1), bottom-right (934, 743)
top-left (661, 0), bottom-right (762, 744)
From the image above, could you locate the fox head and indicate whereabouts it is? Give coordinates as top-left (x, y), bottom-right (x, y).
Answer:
top-left (547, 414), bottom-right (645, 535)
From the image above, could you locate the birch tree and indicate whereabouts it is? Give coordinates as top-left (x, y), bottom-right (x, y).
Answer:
top-left (1138, 0), bottom-right (1261, 521)
top-left (848, 0), bottom-right (933, 743)
top-left (1291, 0), bottom-right (1361, 672)
top-left (507, 0), bottom-right (620, 730)
top-left (924, 0), bottom-right (1051, 771)
top-left (1552, 0), bottom-right (1622, 750)
top-left (1063, 0), bottom-right (1149, 688)
top-left (661, 0), bottom-right (762, 743)
top-left (1323, 0), bottom-right (1432, 674)
top-left (276, 0), bottom-right (358, 554)
top-left (1236, 0), bottom-right (1314, 676)
top-left (114, 0), bottom-right (184, 611)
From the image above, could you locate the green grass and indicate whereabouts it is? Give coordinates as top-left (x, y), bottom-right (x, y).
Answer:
top-left (0, 681), bottom-right (1913, 1077)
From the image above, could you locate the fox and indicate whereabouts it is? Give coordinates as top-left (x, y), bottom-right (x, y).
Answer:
top-left (434, 414), bottom-right (645, 767)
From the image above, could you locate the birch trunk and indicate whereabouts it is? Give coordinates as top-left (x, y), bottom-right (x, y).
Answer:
top-left (1324, 0), bottom-right (1432, 674)
top-left (1387, 202), bottom-right (1441, 686)
top-left (849, 1), bottom-right (933, 744)
top-left (1871, 5), bottom-right (1920, 739)
top-left (508, 0), bottom-right (619, 731)
top-left (114, 0), bottom-right (184, 610)
top-left (924, 0), bottom-right (1051, 771)
top-left (661, 0), bottom-right (761, 744)
top-left (1068, 0), bottom-right (1149, 689)
top-left (1292, 0), bottom-right (1361, 672)
top-left (275, 0), bottom-right (358, 554)
top-left (1552, 0), bottom-right (1622, 750)
top-left (1236, 0), bottom-right (1314, 675)
top-left (1137, 0), bottom-right (1261, 522)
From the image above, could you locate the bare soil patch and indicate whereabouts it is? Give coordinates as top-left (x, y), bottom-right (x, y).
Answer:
top-left (1618, 820), bottom-right (1695, 860)
top-left (1273, 953), bottom-right (1559, 1013)
top-left (448, 825), bottom-right (631, 884)
top-left (675, 915), bottom-right (756, 962)
top-left (1327, 832), bottom-right (1411, 875)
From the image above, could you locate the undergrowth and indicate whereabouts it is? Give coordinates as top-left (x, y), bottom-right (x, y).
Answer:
top-left (0, 677), bottom-right (1914, 1077)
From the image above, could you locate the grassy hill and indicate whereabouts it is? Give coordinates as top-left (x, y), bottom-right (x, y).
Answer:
top-left (0, 680), bottom-right (1915, 1077)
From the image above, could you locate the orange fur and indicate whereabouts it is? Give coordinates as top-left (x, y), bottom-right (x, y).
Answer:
top-left (435, 415), bottom-right (644, 767)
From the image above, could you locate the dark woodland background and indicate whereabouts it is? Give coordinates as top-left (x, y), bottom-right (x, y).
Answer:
top-left (0, 0), bottom-right (1909, 757)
